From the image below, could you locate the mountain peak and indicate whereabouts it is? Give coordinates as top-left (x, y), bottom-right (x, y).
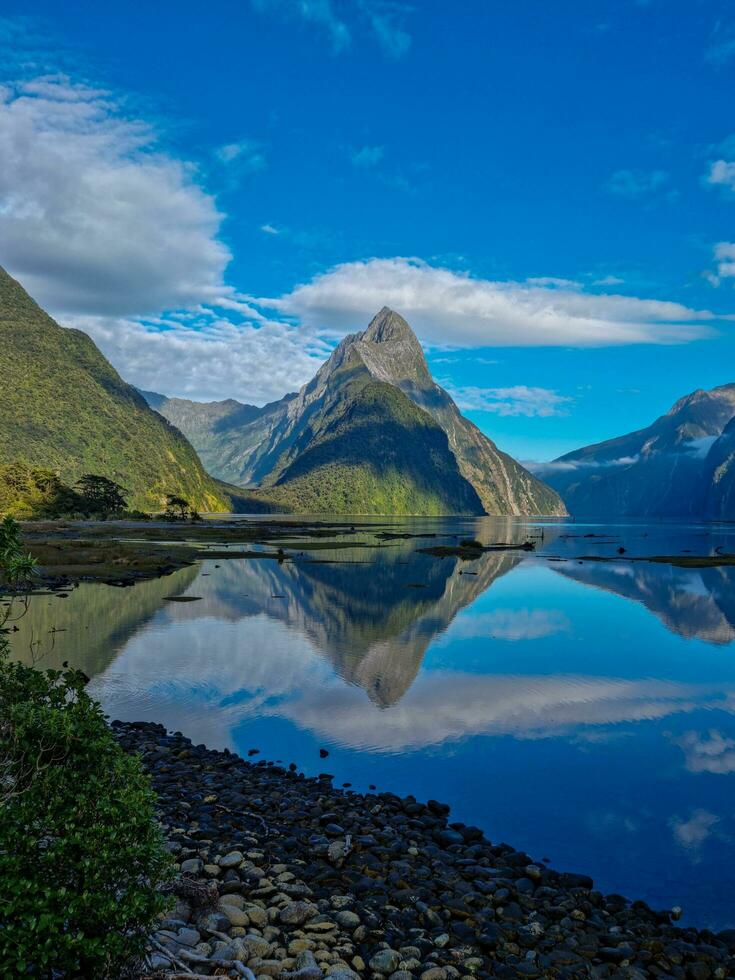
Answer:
top-left (363, 307), bottom-right (416, 344)
top-left (354, 307), bottom-right (430, 386)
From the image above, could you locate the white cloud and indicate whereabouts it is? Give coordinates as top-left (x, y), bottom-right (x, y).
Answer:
top-left (69, 311), bottom-right (329, 404)
top-left (444, 384), bottom-right (572, 418)
top-left (593, 275), bottom-right (625, 286)
top-left (261, 223), bottom-right (280, 235)
top-left (268, 257), bottom-right (717, 348)
top-left (351, 144), bottom-right (384, 168)
top-left (0, 70), bottom-right (332, 403)
top-left (708, 241), bottom-right (735, 285)
top-left (673, 730), bottom-right (735, 775)
top-left (703, 166), bottom-right (735, 286)
top-left (706, 158), bottom-right (735, 191)
top-left (527, 456), bottom-right (639, 475)
top-left (0, 75), bottom-right (238, 318)
top-left (446, 609), bottom-right (570, 641)
top-left (683, 435), bottom-right (719, 458)
top-left (670, 809), bottom-right (720, 854)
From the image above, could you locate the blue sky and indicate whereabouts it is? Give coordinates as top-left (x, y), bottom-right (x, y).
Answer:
top-left (2, 1), bottom-right (735, 462)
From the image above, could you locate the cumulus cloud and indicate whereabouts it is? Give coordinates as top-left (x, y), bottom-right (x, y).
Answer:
top-left (0, 75), bottom-right (236, 317)
top-left (267, 257), bottom-right (717, 348)
top-left (673, 730), bottom-right (735, 775)
top-left (444, 384), bottom-right (572, 418)
top-left (0, 70), bottom-right (330, 403)
top-left (670, 809), bottom-right (721, 854)
top-left (706, 158), bottom-right (735, 191)
top-left (707, 241), bottom-right (735, 285)
top-left (703, 164), bottom-right (735, 285)
top-left (68, 311), bottom-right (329, 404)
top-left (250, 0), bottom-right (412, 58)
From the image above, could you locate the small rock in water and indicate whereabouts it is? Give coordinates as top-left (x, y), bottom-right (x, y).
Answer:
top-left (319, 747), bottom-right (329, 758)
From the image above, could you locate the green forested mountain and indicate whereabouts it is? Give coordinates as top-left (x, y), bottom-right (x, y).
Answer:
top-left (544, 384), bottom-right (735, 518)
top-left (139, 391), bottom-right (265, 484)
top-left (0, 266), bottom-right (228, 513)
top-left (145, 308), bottom-right (565, 516)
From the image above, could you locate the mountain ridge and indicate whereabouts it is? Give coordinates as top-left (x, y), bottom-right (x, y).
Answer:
top-left (145, 307), bottom-right (566, 516)
top-left (0, 265), bottom-right (229, 513)
top-left (544, 382), bottom-right (735, 517)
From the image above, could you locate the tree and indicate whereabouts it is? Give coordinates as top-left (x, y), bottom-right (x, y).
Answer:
top-left (74, 474), bottom-right (128, 517)
top-left (164, 493), bottom-right (191, 520)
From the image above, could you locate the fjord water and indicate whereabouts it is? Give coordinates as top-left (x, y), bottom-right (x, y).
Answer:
top-left (10, 518), bottom-right (735, 930)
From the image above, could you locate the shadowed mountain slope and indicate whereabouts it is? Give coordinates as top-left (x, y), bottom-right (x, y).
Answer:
top-left (544, 384), bottom-right (735, 517)
top-left (0, 266), bottom-right (228, 513)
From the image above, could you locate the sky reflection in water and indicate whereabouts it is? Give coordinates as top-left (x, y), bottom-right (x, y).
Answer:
top-left (10, 517), bottom-right (735, 929)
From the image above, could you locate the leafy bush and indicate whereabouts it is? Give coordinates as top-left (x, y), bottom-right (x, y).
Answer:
top-left (0, 460), bottom-right (79, 520)
top-left (0, 514), bottom-right (36, 587)
top-left (0, 655), bottom-right (172, 976)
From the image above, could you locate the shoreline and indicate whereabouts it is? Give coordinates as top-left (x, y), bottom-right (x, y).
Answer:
top-left (12, 517), bottom-right (735, 596)
top-left (114, 721), bottom-right (735, 979)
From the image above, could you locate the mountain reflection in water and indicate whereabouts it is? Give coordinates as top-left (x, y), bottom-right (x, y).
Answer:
top-left (8, 517), bottom-right (735, 929)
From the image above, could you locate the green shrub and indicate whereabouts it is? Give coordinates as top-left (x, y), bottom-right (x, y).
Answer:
top-left (0, 655), bottom-right (172, 977)
top-left (0, 515), bottom-right (37, 588)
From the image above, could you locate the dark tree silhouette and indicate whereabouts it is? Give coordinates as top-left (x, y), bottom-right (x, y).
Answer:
top-left (75, 475), bottom-right (128, 516)
top-left (165, 494), bottom-right (191, 520)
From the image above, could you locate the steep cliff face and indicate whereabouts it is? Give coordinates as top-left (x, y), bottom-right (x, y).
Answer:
top-left (545, 384), bottom-right (735, 517)
top-left (0, 266), bottom-right (228, 513)
top-left (704, 415), bottom-right (735, 518)
top-left (146, 307), bottom-right (565, 516)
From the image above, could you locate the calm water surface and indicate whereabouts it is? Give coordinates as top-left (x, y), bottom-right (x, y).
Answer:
top-left (10, 517), bottom-right (735, 930)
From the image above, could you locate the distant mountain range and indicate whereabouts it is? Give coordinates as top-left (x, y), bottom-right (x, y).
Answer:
top-left (0, 265), bottom-right (229, 513)
top-left (542, 383), bottom-right (735, 518)
top-left (143, 307), bottom-right (566, 516)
